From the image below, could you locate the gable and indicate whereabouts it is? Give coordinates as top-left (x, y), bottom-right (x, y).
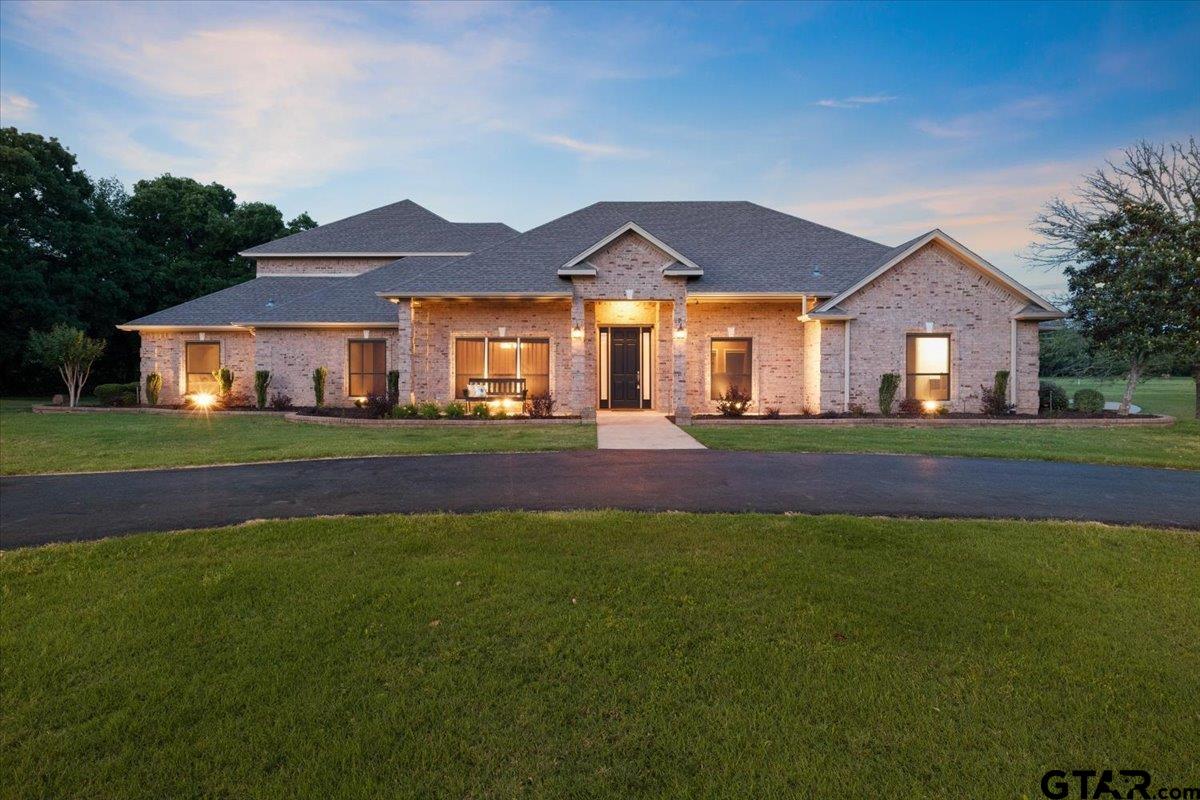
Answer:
top-left (558, 221), bottom-right (702, 276)
top-left (569, 231), bottom-right (689, 299)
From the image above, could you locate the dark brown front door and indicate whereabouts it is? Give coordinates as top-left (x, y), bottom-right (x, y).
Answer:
top-left (610, 327), bottom-right (641, 408)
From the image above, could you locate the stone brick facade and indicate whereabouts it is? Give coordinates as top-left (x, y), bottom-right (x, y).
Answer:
top-left (138, 234), bottom-right (1045, 415)
top-left (255, 257), bottom-right (396, 277)
top-left (833, 241), bottom-right (1041, 414)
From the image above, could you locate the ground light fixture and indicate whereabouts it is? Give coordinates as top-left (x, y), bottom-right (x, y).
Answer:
top-left (187, 392), bottom-right (218, 411)
top-left (922, 400), bottom-right (940, 414)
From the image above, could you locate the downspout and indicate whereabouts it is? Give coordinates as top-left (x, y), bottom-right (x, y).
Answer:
top-left (843, 320), bottom-right (851, 412)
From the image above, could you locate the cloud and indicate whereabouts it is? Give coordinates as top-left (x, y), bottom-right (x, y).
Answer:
top-left (815, 94), bottom-right (896, 109)
top-left (534, 134), bottom-right (647, 159)
top-left (914, 96), bottom-right (1059, 140)
top-left (0, 92), bottom-right (37, 122)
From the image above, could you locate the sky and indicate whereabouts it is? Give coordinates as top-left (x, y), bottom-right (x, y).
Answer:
top-left (2, 0), bottom-right (1198, 295)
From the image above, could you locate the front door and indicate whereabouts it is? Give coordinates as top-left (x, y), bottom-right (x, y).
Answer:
top-left (609, 327), bottom-right (641, 408)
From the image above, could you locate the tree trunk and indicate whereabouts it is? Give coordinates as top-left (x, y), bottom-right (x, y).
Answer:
top-left (1119, 361), bottom-right (1141, 415)
top-left (1193, 361), bottom-right (1199, 420)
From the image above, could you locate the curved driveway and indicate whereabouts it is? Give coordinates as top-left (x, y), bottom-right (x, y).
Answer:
top-left (2, 451), bottom-right (1197, 548)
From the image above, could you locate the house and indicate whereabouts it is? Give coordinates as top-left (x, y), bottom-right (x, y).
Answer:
top-left (120, 199), bottom-right (1064, 419)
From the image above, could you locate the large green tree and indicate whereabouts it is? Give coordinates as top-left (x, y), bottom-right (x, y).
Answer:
top-left (1031, 139), bottom-right (1200, 416)
top-left (1, 128), bottom-right (316, 393)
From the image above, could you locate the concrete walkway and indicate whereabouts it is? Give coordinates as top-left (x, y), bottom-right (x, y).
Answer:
top-left (4, 451), bottom-right (1198, 548)
top-left (596, 411), bottom-right (706, 449)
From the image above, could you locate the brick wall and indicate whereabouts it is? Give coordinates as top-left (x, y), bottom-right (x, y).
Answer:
top-left (138, 330), bottom-right (255, 405)
top-left (255, 327), bottom-right (401, 407)
top-left (255, 257), bottom-right (397, 277)
top-left (833, 241), bottom-right (1039, 413)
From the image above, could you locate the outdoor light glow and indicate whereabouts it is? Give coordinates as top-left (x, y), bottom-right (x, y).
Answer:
top-left (673, 326), bottom-right (687, 339)
top-left (571, 325), bottom-right (584, 338)
top-left (921, 400), bottom-right (940, 413)
top-left (189, 392), bottom-right (217, 411)
top-left (499, 341), bottom-right (517, 349)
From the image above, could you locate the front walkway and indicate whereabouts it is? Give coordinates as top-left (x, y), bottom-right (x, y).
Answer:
top-left (596, 411), bottom-right (706, 450)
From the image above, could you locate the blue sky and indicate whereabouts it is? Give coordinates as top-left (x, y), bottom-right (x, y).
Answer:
top-left (2, 0), bottom-right (1198, 294)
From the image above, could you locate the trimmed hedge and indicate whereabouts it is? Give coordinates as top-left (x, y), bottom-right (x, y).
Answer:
top-left (1073, 388), bottom-right (1105, 414)
top-left (1039, 381), bottom-right (1069, 414)
top-left (95, 382), bottom-right (139, 407)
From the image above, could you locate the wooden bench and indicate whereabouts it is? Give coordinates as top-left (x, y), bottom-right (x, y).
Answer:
top-left (462, 377), bottom-right (527, 405)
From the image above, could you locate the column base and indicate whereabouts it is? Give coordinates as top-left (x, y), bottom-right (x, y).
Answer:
top-left (673, 405), bottom-right (692, 425)
top-left (580, 406), bottom-right (596, 422)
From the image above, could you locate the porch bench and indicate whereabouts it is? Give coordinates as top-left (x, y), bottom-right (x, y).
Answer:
top-left (462, 377), bottom-right (527, 405)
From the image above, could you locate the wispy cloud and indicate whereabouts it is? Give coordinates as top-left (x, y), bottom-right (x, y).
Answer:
top-left (0, 91), bottom-right (37, 122)
top-left (534, 134), bottom-right (646, 159)
top-left (914, 96), bottom-right (1059, 140)
top-left (814, 94), bottom-right (896, 109)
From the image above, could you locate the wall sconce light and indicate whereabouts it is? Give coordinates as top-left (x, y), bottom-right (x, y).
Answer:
top-left (571, 325), bottom-right (584, 338)
top-left (673, 324), bottom-right (687, 340)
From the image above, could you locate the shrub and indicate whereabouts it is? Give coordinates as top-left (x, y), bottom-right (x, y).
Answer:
top-left (1074, 388), bottom-right (1105, 414)
top-left (391, 403), bottom-right (418, 419)
top-left (418, 402), bottom-right (441, 419)
top-left (847, 403), bottom-right (866, 417)
top-left (528, 393), bottom-right (556, 418)
top-left (471, 403), bottom-right (490, 419)
top-left (387, 370), bottom-right (400, 404)
top-left (764, 406), bottom-right (781, 419)
top-left (145, 372), bottom-right (163, 406)
top-left (312, 367), bottom-right (328, 408)
top-left (1039, 381), bottom-right (1069, 414)
top-left (981, 370), bottom-right (1015, 416)
top-left (444, 402), bottom-right (466, 419)
top-left (268, 392), bottom-right (292, 411)
top-left (95, 382), bottom-right (138, 407)
top-left (897, 397), bottom-right (922, 416)
top-left (716, 386), bottom-right (751, 417)
top-left (213, 367), bottom-right (234, 398)
top-left (364, 393), bottom-right (393, 419)
top-left (878, 373), bottom-right (901, 416)
top-left (254, 370), bottom-right (272, 408)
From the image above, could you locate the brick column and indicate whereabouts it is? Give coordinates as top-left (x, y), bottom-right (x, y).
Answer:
top-left (571, 293), bottom-right (593, 419)
top-left (395, 299), bottom-right (414, 404)
top-left (672, 299), bottom-right (690, 423)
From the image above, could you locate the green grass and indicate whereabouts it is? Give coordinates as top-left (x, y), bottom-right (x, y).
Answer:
top-left (688, 377), bottom-right (1199, 470)
top-left (2, 512), bottom-right (1196, 799)
top-left (0, 399), bottom-right (595, 475)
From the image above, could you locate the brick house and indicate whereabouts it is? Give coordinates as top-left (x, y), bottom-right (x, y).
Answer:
top-left (120, 199), bottom-right (1064, 419)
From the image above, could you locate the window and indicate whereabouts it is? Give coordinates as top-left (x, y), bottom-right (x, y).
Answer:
top-left (906, 334), bottom-right (950, 401)
top-left (348, 340), bottom-right (387, 396)
top-left (185, 342), bottom-right (220, 393)
top-left (453, 336), bottom-right (550, 398)
top-left (710, 338), bottom-right (752, 400)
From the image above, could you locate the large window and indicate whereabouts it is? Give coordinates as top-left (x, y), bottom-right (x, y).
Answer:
top-left (710, 338), bottom-right (752, 400)
top-left (185, 342), bottom-right (220, 393)
top-left (348, 340), bottom-right (387, 396)
top-left (454, 336), bottom-right (550, 398)
top-left (906, 334), bottom-right (950, 401)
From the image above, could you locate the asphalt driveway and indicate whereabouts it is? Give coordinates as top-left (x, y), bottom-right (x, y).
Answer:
top-left (3, 451), bottom-right (1197, 548)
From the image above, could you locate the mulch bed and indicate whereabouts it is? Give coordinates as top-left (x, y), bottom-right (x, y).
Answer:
top-left (690, 411), bottom-right (1158, 420)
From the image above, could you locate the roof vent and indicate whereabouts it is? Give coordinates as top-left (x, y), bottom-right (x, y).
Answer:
top-left (811, 267), bottom-right (822, 277)
top-left (265, 299), bottom-right (275, 308)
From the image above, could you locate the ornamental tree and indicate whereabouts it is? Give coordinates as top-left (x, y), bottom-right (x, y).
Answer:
top-left (25, 324), bottom-right (106, 407)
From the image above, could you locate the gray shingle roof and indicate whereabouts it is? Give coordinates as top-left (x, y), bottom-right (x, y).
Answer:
top-left (379, 201), bottom-right (893, 297)
top-left (240, 200), bottom-right (518, 256)
top-left (121, 277), bottom-right (344, 327)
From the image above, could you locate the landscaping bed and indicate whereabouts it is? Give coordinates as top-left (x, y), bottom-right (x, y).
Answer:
top-left (682, 412), bottom-right (1171, 426)
top-left (290, 410), bottom-right (584, 426)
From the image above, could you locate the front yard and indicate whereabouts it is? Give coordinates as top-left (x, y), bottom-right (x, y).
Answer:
top-left (0, 399), bottom-right (595, 475)
top-left (2, 511), bottom-right (1196, 798)
top-left (687, 377), bottom-right (1199, 470)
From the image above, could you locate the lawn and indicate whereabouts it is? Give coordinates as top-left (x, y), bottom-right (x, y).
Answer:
top-left (688, 377), bottom-right (1199, 470)
top-left (0, 399), bottom-right (595, 475)
top-left (1, 512), bottom-right (1196, 799)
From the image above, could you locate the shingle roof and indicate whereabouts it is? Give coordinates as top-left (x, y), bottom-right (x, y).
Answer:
top-left (379, 201), bottom-right (893, 297)
top-left (121, 277), bottom-right (344, 327)
top-left (240, 200), bottom-right (518, 256)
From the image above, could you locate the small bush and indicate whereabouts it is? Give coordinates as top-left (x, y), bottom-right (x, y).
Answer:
top-left (716, 386), bottom-right (751, 417)
top-left (444, 402), bottom-right (466, 419)
top-left (764, 406), bottom-right (781, 419)
top-left (387, 370), bottom-right (400, 404)
top-left (1039, 381), bottom-right (1069, 414)
top-left (213, 367), bottom-right (234, 398)
top-left (254, 370), bottom-right (271, 408)
top-left (312, 367), bottom-right (328, 408)
top-left (1073, 388), bottom-right (1105, 414)
top-left (528, 393), bottom-right (556, 418)
top-left (878, 373), bottom-right (901, 416)
top-left (268, 392), bottom-right (292, 411)
top-left (418, 402), bottom-right (441, 419)
top-left (362, 394), bottom-right (392, 418)
top-left (848, 403), bottom-right (867, 417)
top-left (897, 397), bottom-right (922, 416)
top-left (981, 370), bottom-right (1014, 416)
top-left (471, 403), bottom-right (491, 419)
top-left (145, 372), bottom-right (162, 406)
top-left (95, 382), bottom-right (138, 406)
top-left (391, 403), bottom-right (417, 419)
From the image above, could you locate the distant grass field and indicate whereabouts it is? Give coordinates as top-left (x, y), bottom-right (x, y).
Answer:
top-left (688, 377), bottom-right (1198, 470)
top-left (2, 511), bottom-right (1197, 799)
top-left (0, 398), bottom-right (595, 475)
